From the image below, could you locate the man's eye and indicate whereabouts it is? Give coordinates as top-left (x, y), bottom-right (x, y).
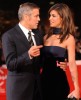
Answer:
top-left (52, 15), bottom-right (56, 17)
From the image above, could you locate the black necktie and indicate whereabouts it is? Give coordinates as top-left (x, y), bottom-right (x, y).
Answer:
top-left (28, 31), bottom-right (34, 46)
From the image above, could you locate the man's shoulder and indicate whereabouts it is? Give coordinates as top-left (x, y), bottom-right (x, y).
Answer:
top-left (2, 24), bottom-right (18, 36)
top-left (2, 25), bottom-right (18, 40)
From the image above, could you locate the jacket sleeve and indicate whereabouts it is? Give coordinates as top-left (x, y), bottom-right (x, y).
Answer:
top-left (2, 32), bottom-right (33, 71)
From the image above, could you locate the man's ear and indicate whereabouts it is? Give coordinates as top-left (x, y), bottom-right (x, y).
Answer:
top-left (24, 14), bottom-right (29, 20)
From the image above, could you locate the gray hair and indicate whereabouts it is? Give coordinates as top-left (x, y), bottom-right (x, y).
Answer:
top-left (18, 2), bottom-right (40, 21)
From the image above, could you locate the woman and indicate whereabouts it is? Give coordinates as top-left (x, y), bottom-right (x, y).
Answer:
top-left (41, 3), bottom-right (80, 100)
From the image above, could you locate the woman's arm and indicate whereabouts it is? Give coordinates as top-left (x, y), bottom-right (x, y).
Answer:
top-left (67, 35), bottom-right (80, 99)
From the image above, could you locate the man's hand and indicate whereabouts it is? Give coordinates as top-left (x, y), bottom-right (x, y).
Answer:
top-left (57, 59), bottom-right (67, 71)
top-left (28, 45), bottom-right (43, 58)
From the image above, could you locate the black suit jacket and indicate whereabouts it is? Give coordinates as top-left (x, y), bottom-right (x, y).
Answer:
top-left (2, 24), bottom-right (43, 100)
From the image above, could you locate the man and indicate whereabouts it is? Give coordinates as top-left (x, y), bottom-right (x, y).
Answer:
top-left (2, 2), bottom-right (43, 100)
top-left (2, 2), bottom-right (67, 100)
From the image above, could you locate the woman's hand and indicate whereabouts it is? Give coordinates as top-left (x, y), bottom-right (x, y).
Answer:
top-left (67, 89), bottom-right (80, 100)
top-left (57, 59), bottom-right (67, 71)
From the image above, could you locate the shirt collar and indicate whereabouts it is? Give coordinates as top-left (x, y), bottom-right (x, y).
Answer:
top-left (18, 23), bottom-right (35, 36)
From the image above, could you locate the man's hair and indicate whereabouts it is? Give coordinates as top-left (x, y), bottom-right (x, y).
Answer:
top-left (18, 2), bottom-right (39, 21)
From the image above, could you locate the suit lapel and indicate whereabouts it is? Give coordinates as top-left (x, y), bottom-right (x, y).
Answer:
top-left (14, 25), bottom-right (41, 47)
top-left (14, 24), bottom-right (31, 48)
top-left (32, 30), bottom-right (41, 46)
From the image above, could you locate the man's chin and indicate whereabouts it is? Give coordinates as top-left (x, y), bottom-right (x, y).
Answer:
top-left (33, 26), bottom-right (38, 29)
top-left (50, 25), bottom-right (54, 27)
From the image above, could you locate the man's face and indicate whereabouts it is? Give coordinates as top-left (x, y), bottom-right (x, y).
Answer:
top-left (27, 8), bottom-right (40, 29)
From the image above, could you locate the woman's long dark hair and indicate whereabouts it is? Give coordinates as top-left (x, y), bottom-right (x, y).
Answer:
top-left (46, 3), bottom-right (76, 43)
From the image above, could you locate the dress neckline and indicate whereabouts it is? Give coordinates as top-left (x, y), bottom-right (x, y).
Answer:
top-left (43, 45), bottom-right (66, 50)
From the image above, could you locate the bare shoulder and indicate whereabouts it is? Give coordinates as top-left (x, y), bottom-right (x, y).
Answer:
top-left (67, 34), bottom-right (75, 42)
top-left (66, 34), bottom-right (75, 47)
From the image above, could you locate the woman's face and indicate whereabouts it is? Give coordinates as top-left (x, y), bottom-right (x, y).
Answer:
top-left (49, 10), bottom-right (62, 28)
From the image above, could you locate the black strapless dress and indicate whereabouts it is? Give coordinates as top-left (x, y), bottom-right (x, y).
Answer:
top-left (41, 46), bottom-right (70, 100)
